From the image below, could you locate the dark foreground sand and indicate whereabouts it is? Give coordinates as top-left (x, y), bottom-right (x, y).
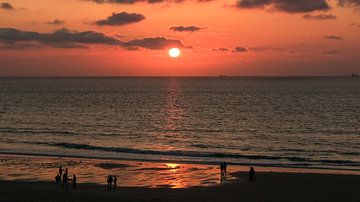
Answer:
top-left (1, 172), bottom-right (359, 202)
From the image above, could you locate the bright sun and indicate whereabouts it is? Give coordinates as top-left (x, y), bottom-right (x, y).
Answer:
top-left (168, 48), bottom-right (181, 58)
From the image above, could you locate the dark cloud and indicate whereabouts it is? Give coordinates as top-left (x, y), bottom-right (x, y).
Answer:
top-left (303, 14), bottom-right (337, 20)
top-left (95, 12), bottom-right (145, 26)
top-left (0, 28), bottom-right (122, 49)
top-left (0, 28), bottom-right (189, 50)
top-left (170, 26), bottom-right (203, 32)
top-left (323, 50), bottom-right (340, 54)
top-left (47, 19), bottom-right (66, 25)
top-left (235, 0), bottom-right (330, 13)
top-left (0, 2), bottom-right (14, 10)
top-left (324, 35), bottom-right (343, 40)
top-left (124, 37), bottom-right (187, 50)
top-left (232, 47), bottom-right (248, 52)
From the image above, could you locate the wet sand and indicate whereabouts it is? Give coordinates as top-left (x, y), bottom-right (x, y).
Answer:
top-left (0, 154), bottom-right (360, 201)
top-left (1, 172), bottom-right (360, 202)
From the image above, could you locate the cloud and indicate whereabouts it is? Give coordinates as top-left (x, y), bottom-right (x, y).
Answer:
top-left (338, 0), bottom-right (360, 7)
top-left (0, 28), bottom-right (120, 49)
top-left (47, 19), bottom-right (66, 25)
top-left (95, 12), bottom-right (145, 26)
top-left (324, 35), bottom-right (343, 40)
top-left (170, 26), bottom-right (203, 32)
top-left (323, 50), bottom-right (340, 54)
top-left (124, 37), bottom-right (187, 50)
top-left (0, 28), bottom-right (189, 50)
top-left (0, 2), bottom-right (14, 10)
top-left (232, 46), bottom-right (248, 52)
top-left (235, 0), bottom-right (330, 13)
top-left (212, 48), bottom-right (230, 51)
top-left (0, 42), bottom-right (42, 50)
top-left (303, 14), bottom-right (337, 20)
top-left (84, 0), bottom-right (211, 4)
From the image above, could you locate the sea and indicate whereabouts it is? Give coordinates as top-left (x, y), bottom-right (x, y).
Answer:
top-left (0, 77), bottom-right (359, 171)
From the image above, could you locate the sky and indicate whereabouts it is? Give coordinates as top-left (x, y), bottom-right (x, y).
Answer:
top-left (0, 0), bottom-right (359, 76)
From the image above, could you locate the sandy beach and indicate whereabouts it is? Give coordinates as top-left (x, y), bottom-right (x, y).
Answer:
top-left (1, 172), bottom-right (360, 202)
top-left (0, 154), bottom-right (360, 202)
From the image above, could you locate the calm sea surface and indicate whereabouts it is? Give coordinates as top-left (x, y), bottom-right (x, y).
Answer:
top-left (0, 77), bottom-right (359, 171)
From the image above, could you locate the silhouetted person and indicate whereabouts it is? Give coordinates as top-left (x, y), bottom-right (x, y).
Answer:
top-left (55, 174), bottom-right (61, 184)
top-left (107, 175), bottom-right (113, 190)
top-left (249, 167), bottom-right (256, 181)
top-left (223, 162), bottom-right (227, 179)
top-left (59, 166), bottom-right (63, 177)
top-left (113, 176), bottom-right (117, 190)
top-left (220, 162), bottom-right (224, 182)
top-left (65, 168), bottom-right (68, 176)
top-left (63, 173), bottom-right (68, 188)
top-left (72, 175), bottom-right (77, 188)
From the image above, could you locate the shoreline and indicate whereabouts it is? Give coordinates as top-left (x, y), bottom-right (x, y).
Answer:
top-left (1, 153), bottom-right (360, 188)
top-left (1, 154), bottom-right (360, 201)
top-left (1, 152), bottom-right (359, 175)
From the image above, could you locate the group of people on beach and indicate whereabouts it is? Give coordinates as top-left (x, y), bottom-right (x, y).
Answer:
top-left (55, 166), bottom-right (77, 189)
top-left (55, 163), bottom-right (255, 189)
top-left (219, 162), bottom-right (256, 182)
top-left (106, 175), bottom-right (118, 190)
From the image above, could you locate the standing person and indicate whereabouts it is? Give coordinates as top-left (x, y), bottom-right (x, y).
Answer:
top-left (59, 166), bottom-right (63, 177)
top-left (219, 162), bottom-right (224, 181)
top-left (113, 176), bottom-right (117, 190)
top-left (55, 174), bottom-right (61, 184)
top-left (223, 162), bottom-right (227, 179)
top-left (65, 168), bottom-right (68, 176)
top-left (107, 175), bottom-right (113, 190)
top-left (62, 173), bottom-right (68, 188)
top-left (249, 167), bottom-right (256, 181)
top-left (72, 175), bottom-right (77, 189)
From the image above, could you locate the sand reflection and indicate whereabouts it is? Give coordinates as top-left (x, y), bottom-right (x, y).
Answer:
top-left (0, 155), bottom-right (221, 188)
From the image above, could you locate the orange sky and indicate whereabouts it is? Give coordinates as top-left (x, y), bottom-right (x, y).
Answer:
top-left (0, 0), bottom-right (359, 76)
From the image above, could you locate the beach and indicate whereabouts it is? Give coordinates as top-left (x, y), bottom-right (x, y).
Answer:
top-left (1, 170), bottom-right (359, 202)
top-left (0, 154), bottom-right (360, 202)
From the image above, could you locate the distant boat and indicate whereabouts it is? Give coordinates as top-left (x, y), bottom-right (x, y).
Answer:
top-left (351, 74), bottom-right (359, 77)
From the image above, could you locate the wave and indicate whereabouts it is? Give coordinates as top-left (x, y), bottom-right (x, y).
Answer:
top-left (0, 127), bottom-right (77, 135)
top-left (7, 140), bottom-right (358, 167)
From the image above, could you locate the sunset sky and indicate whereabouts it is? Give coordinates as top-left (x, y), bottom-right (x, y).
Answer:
top-left (0, 0), bottom-right (359, 76)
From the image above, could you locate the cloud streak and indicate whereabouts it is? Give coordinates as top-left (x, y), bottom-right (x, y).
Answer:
top-left (0, 28), bottom-right (188, 50)
top-left (46, 19), bottom-right (66, 25)
top-left (95, 12), bottom-right (145, 26)
top-left (324, 35), bottom-right (343, 40)
top-left (84, 0), bottom-right (212, 4)
top-left (233, 46), bottom-right (248, 52)
top-left (303, 14), bottom-right (337, 20)
top-left (170, 26), bottom-right (204, 32)
top-left (235, 0), bottom-right (330, 13)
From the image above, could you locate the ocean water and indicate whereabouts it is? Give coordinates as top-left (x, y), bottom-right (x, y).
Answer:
top-left (0, 77), bottom-right (359, 171)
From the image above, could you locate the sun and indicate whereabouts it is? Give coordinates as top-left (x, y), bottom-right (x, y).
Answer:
top-left (168, 48), bottom-right (181, 58)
